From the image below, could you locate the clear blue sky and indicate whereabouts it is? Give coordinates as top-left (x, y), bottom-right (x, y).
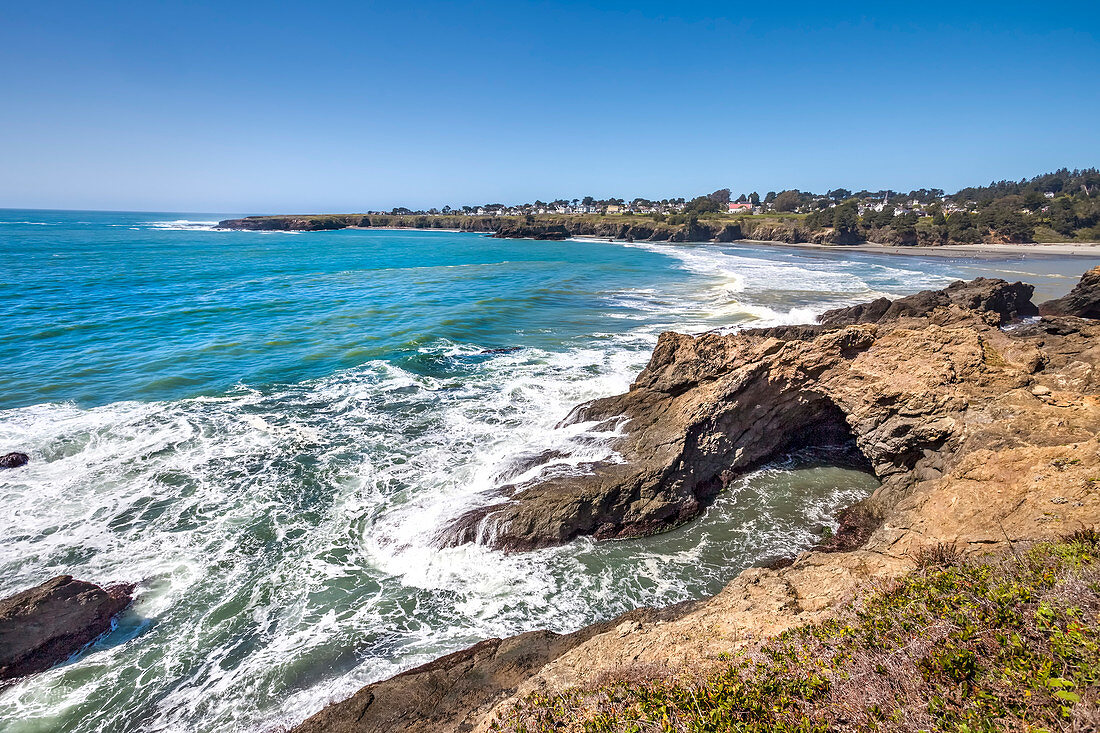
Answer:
top-left (2, 1), bottom-right (1098, 213)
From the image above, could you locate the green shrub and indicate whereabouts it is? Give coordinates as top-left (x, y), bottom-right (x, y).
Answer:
top-left (494, 537), bottom-right (1100, 732)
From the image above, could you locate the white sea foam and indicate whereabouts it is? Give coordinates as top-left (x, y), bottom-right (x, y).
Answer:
top-left (148, 220), bottom-right (221, 231)
top-left (0, 241), bottom-right (938, 732)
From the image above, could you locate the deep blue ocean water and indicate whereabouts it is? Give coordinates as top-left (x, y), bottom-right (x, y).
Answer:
top-left (0, 209), bottom-right (1091, 731)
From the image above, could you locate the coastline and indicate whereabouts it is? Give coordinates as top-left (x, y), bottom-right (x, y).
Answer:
top-left (217, 214), bottom-right (1100, 259)
top-left (218, 215), bottom-right (1100, 260)
top-left (734, 238), bottom-right (1100, 259)
top-left (289, 269), bottom-right (1100, 732)
top-left (345, 226), bottom-right (495, 234)
top-left (567, 233), bottom-right (1100, 259)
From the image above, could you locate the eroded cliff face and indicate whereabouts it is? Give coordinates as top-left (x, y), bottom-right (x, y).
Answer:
top-left (217, 215), bottom-right (823, 244)
top-left (216, 214), bottom-right (507, 233)
top-left (291, 269), bottom-right (1100, 733)
top-left (436, 277), bottom-right (1064, 552)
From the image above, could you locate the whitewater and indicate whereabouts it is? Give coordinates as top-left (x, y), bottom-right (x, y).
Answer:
top-left (0, 209), bottom-right (1085, 731)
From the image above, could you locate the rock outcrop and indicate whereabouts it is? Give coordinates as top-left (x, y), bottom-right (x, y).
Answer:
top-left (0, 452), bottom-right (29, 469)
top-left (291, 603), bottom-right (697, 733)
top-left (1040, 264), bottom-right (1100, 319)
top-left (0, 575), bottom-right (134, 681)
top-left (437, 276), bottom-right (1068, 551)
top-left (294, 269), bottom-right (1100, 733)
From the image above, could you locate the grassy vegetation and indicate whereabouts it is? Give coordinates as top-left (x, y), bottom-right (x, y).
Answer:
top-left (493, 532), bottom-right (1100, 732)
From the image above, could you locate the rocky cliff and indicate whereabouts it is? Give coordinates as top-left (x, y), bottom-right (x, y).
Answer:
top-left (289, 268), bottom-right (1100, 732)
top-left (217, 214), bottom-right (822, 244)
top-left (216, 213), bottom-right (1079, 246)
top-left (436, 276), bottom-right (1049, 551)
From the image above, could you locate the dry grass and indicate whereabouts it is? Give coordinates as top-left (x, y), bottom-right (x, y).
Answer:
top-left (912, 542), bottom-right (964, 569)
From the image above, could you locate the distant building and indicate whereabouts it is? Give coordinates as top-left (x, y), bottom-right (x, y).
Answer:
top-left (728, 202), bottom-right (753, 213)
top-left (605, 204), bottom-right (623, 214)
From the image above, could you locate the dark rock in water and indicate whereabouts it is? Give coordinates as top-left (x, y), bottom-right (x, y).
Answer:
top-left (815, 504), bottom-right (878, 553)
top-left (290, 603), bottom-right (697, 733)
top-left (479, 346), bottom-right (523, 354)
top-left (0, 575), bottom-right (135, 680)
top-left (492, 222), bottom-right (570, 240)
top-left (819, 277), bottom-right (1037, 327)
top-left (0, 452), bottom-right (29, 469)
top-left (1039, 265), bottom-right (1100, 319)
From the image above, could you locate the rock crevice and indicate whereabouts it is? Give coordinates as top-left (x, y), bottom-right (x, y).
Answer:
top-left (292, 268), bottom-right (1100, 732)
top-left (439, 278), bottom-right (1048, 552)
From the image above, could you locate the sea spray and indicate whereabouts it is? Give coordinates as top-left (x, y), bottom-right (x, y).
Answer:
top-left (0, 209), bottom-right (1084, 732)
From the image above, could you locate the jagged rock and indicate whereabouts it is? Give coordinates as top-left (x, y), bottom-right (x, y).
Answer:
top-left (290, 604), bottom-right (696, 733)
top-left (0, 575), bottom-right (134, 680)
top-left (1040, 265), bottom-right (1100, 319)
top-left (0, 452), bottom-right (29, 469)
top-left (298, 270), bottom-right (1100, 733)
top-left (437, 275), bottom-right (1090, 551)
top-left (492, 222), bottom-right (570, 240)
top-left (819, 277), bottom-right (1038, 326)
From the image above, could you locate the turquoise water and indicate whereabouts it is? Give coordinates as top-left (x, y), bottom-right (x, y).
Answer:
top-left (0, 209), bottom-right (1090, 731)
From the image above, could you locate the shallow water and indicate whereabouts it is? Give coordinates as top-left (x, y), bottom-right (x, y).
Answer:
top-left (0, 209), bottom-right (1091, 731)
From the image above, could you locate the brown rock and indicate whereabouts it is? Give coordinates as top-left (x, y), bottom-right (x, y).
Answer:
top-left (298, 270), bottom-right (1100, 733)
top-left (1039, 265), bottom-right (1100, 319)
top-left (0, 452), bottom-right (29, 469)
top-left (437, 276), bottom-right (1064, 551)
top-left (819, 277), bottom-right (1038, 326)
top-left (290, 605), bottom-right (695, 733)
top-left (0, 575), bottom-right (134, 680)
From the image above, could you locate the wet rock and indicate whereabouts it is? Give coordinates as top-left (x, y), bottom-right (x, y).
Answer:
top-left (0, 575), bottom-right (135, 680)
top-left (0, 452), bottom-right (29, 469)
top-left (1039, 265), bottom-right (1100, 319)
top-left (300, 268), bottom-right (1100, 733)
top-left (437, 274), bottom-right (1094, 552)
top-left (290, 604), bottom-right (692, 733)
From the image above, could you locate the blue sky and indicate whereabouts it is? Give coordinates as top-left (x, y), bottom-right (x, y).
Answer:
top-left (2, 1), bottom-right (1098, 213)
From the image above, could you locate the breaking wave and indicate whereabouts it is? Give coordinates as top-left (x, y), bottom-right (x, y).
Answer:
top-left (2, 217), bottom-right (1038, 732)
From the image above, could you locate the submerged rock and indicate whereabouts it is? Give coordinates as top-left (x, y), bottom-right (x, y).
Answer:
top-left (0, 575), bottom-right (134, 680)
top-left (1039, 265), bottom-right (1100, 319)
top-left (479, 346), bottom-right (523, 354)
top-left (0, 452), bottom-right (29, 469)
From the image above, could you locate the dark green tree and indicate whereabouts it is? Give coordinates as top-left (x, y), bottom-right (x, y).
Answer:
top-left (773, 190), bottom-right (803, 212)
top-left (832, 202), bottom-right (861, 242)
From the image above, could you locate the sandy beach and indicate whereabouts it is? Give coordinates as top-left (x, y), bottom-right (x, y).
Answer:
top-left (737, 239), bottom-right (1100, 259)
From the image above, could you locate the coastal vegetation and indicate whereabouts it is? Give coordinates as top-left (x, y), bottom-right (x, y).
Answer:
top-left (494, 534), bottom-right (1100, 732)
top-left (219, 168), bottom-right (1100, 246)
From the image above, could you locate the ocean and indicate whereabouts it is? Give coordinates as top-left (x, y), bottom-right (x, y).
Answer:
top-left (0, 209), bottom-right (1089, 731)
